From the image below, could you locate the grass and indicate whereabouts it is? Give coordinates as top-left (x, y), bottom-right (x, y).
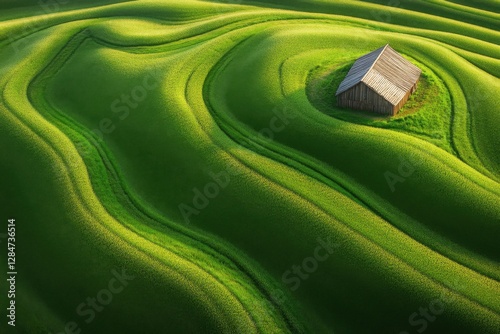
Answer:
top-left (0, 0), bottom-right (499, 333)
top-left (306, 57), bottom-right (454, 152)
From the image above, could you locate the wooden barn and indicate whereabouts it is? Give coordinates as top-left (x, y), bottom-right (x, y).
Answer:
top-left (335, 44), bottom-right (421, 115)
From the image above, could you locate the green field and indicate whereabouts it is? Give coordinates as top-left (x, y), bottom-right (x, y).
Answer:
top-left (0, 0), bottom-right (499, 333)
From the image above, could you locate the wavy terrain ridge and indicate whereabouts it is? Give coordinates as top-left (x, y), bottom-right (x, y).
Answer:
top-left (0, 0), bottom-right (499, 333)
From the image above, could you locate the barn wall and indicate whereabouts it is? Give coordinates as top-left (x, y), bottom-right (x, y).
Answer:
top-left (392, 79), bottom-right (419, 114)
top-left (337, 79), bottom-right (419, 115)
top-left (337, 83), bottom-right (394, 115)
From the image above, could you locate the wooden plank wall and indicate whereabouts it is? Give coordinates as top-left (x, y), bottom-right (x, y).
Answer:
top-left (391, 79), bottom-right (419, 114)
top-left (337, 80), bottom-right (418, 115)
top-left (337, 82), bottom-right (394, 115)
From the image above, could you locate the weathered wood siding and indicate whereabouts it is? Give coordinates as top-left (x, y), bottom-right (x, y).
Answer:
top-left (337, 79), bottom-right (419, 115)
top-left (337, 82), bottom-right (394, 115)
top-left (391, 79), bottom-right (419, 114)
top-left (335, 45), bottom-right (421, 116)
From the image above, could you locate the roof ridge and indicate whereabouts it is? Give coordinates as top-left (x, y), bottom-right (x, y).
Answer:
top-left (359, 44), bottom-right (389, 84)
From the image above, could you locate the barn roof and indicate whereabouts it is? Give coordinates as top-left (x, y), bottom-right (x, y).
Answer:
top-left (335, 45), bottom-right (421, 105)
